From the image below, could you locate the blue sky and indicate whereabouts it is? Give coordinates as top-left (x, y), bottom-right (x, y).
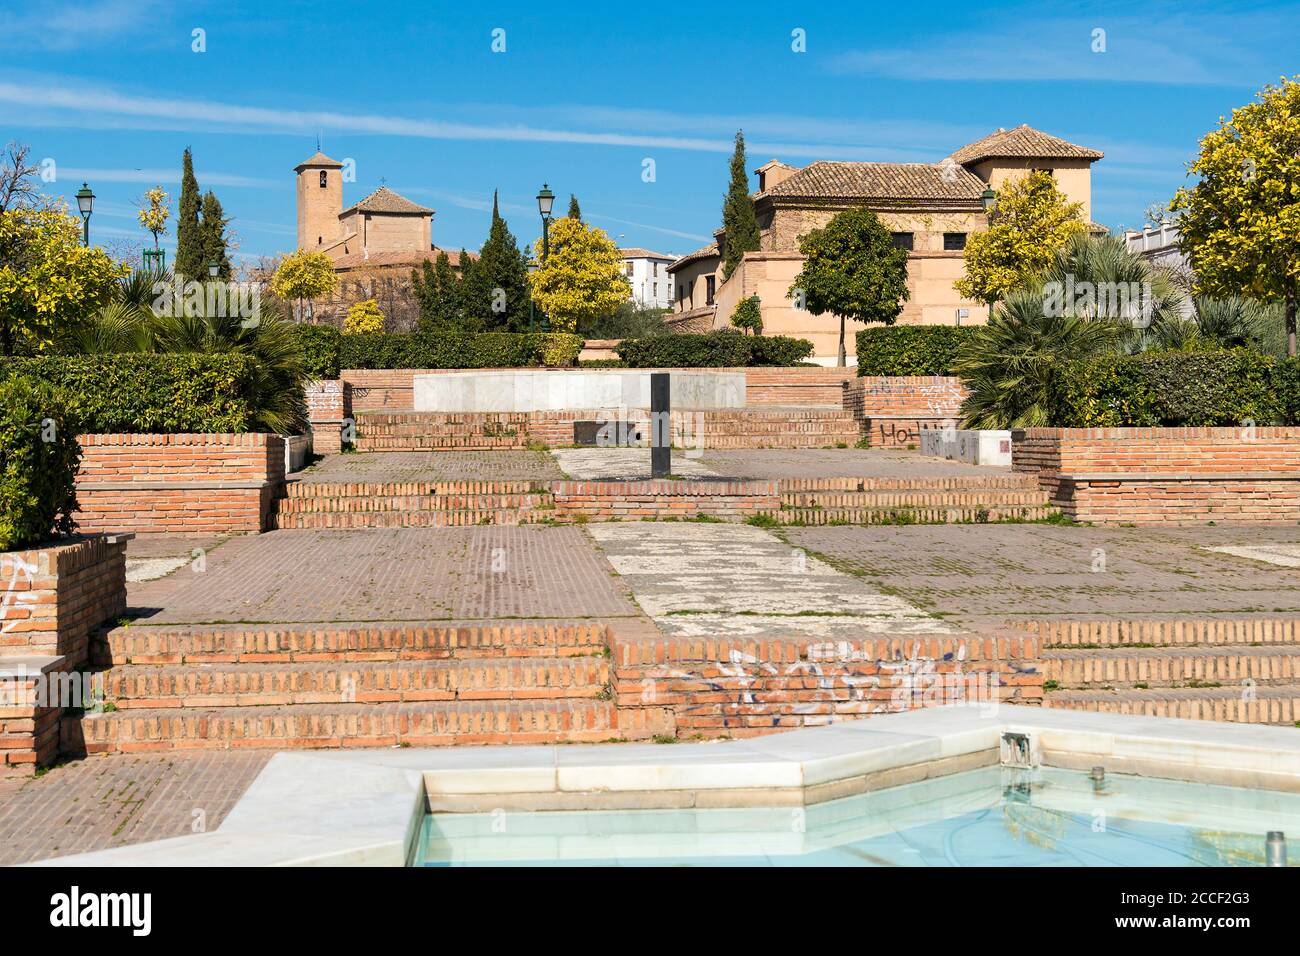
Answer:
top-left (3, 0), bottom-right (1297, 266)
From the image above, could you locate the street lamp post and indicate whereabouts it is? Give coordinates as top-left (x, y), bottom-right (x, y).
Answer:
top-left (207, 260), bottom-right (221, 279)
top-left (980, 187), bottom-right (997, 216)
top-left (536, 183), bottom-right (555, 260)
top-left (75, 182), bottom-right (95, 246)
top-left (536, 184), bottom-right (555, 332)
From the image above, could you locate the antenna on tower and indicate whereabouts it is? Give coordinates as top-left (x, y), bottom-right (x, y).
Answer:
top-left (317, 130), bottom-right (323, 152)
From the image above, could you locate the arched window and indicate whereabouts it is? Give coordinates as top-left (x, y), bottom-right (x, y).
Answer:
top-left (319, 170), bottom-right (328, 188)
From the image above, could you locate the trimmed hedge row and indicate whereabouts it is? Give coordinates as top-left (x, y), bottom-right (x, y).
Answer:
top-left (287, 327), bottom-right (584, 373)
top-left (0, 354), bottom-right (257, 434)
top-left (856, 326), bottom-right (976, 376)
top-left (1051, 349), bottom-right (1293, 427)
top-left (615, 332), bottom-right (813, 368)
top-left (289, 324), bottom-right (343, 379)
top-left (0, 374), bottom-right (82, 551)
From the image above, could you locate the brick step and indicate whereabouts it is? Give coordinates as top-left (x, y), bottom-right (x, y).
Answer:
top-left (67, 699), bottom-right (620, 753)
top-left (1044, 646), bottom-right (1300, 688)
top-left (770, 505), bottom-right (1056, 525)
top-left (779, 490), bottom-right (1050, 508)
top-left (355, 437), bottom-right (530, 451)
top-left (1043, 685), bottom-right (1300, 725)
top-left (276, 494), bottom-right (554, 514)
top-left (274, 510), bottom-right (544, 529)
top-left (778, 476), bottom-right (1043, 492)
top-left (96, 657), bottom-right (610, 708)
top-left (1016, 618), bottom-right (1300, 647)
top-left (283, 480), bottom-right (546, 498)
top-left (103, 621), bottom-right (609, 666)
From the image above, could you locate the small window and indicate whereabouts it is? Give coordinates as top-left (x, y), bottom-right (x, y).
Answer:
top-left (943, 232), bottom-right (967, 251)
top-left (319, 170), bottom-right (328, 188)
top-left (625, 262), bottom-right (634, 277)
top-left (891, 232), bottom-right (914, 251)
top-left (1031, 167), bottom-right (1054, 179)
top-left (705, 275), bottom-right (716, 305)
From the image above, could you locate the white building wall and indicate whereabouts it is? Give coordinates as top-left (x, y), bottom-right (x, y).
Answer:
top-left (621, 255), bottom-right (675, 309)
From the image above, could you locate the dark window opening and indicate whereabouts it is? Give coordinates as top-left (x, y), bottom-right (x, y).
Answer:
top-left (943, 232), bottom-right (967, 251)
top-left (891, 232), bottom-right (914, 251)
top-left (319, 170), bottom-right (328, 188)
top-left (705, 275), bottom-right (716, 305)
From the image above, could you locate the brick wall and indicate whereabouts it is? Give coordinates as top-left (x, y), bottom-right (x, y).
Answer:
top-left (846, 376), bottom-right (968, 448)
top-left (75, 434), bottom-right (286, 534)
top-left (609, 627), bottom-right (1040, 737)
top-left (551, 480), bottom-right (780, 521)
top-left (343, 367), bottom-right (857, 411)
top-left (1013, 427), bottom-right (1300, 524)
top-left (305, 379), bottom-right (352, 454)
top-left (0, 535), bottom-right (129, 766)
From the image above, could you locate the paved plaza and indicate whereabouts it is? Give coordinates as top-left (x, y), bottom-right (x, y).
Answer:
top-left (0, 752), bottom-right (269, 866)
top-left (785, 524), bottom-right (1300, 631)
top-left (128, 527), bottom-right (639, 625)
top-left (294, 450), bottom-right (565, 483)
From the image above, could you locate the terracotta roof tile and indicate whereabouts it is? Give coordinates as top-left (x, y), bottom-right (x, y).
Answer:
top-left (667, 242), bottom-right (719, 272)
top-left (341, 186), bottom-right (432, 216)
top-left (293, 151), bottom-right (344, 171)
top-left (331, 247), bottom-right (475, 271)
top-left (948, 124), bottom-right (1103, 165)
top-left (618, 247), bottom-right (676, 260)
top-left (758, 161), bottom-right (985, 203)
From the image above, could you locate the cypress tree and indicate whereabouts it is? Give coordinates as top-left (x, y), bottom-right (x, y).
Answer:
top-left (175, 147), bottom-right (204, 280)
top-left (199, 190), bottom-right (232, 279)
top-left (413, 251), bottom-right (460, 332)
top-left (464, 191), bottom-right (532, 331)
top-left (567, 194), bottom-right (582, 220)
top-left (455, 248), bottom-right (482, 332)
top-left (721, 130), bottom-right (760, 279)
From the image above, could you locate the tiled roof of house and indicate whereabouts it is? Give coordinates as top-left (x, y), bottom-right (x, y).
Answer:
top-left (947, 124), bottom-right (1103, 165)
top-left (293, 151), bottom-right (344, 171)
top-left (667, 242), bottom-right (720, 273)
top-left (757, 161), bottom-right (986, 203)
top-left (340, 186), bottom-right (432, 217)
top-left (331, 247), bottom-right (476, 271)
top-left (618, 247), bottom-right (675, 260)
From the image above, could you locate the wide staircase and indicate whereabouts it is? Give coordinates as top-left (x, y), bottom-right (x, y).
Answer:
top-left (66, 621), bottom-right (624, 753)
top-left (770, 475), bottom-right (1055, 525)
top-left (1031, 619), bottom-right (1300, 724)
top-left (355, 412), bottom-right (533, 451)
top-left (275, 480), bottom-right (554, 528)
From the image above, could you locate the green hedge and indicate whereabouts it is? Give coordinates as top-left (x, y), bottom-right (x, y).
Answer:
top-left (1051, 349), bottom-right (1282, 427)
top-left (287, 324), bottom-right (342, 379)
top-left (0, 354), bottom-right (257, 434)
top-left (615, 332), bottom-right (813, 368)
top-left (337, 332), bottom-right (582, 370)
top-left (0, 374), bottom-right (81, 551)
top-left (856, 326), bottom-right (977, 376)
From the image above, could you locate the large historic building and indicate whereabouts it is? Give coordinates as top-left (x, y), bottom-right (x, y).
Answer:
top-left (292, 150), bottom-right (472, 327)
top-left (667, 124), bottom-right (1105, 362)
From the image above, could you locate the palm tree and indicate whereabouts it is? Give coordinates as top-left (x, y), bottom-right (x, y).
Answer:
top-left (65, 269), bottom-right (308, 434)
top-left (952, 289), bottom-right (1124, 429)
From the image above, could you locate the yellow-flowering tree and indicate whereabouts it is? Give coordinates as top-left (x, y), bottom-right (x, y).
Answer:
top-left (137, 186), bottom-right (170, 251)
top-left (527, 217), bottom-right (629, 333)
top-left (0, 205), bottom-right (127, 355)
top-left (343, 298), bottom-right (385, 334)
top-left (1172, 76), bottom-right (1300, 356)
top-left (955, 170), bottom-right (1087, 306)
top-left (270, 250), bottom-right (338, 321)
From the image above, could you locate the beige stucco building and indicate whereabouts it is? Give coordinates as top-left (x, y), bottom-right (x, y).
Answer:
top-left (667, 125), bottom-right (1105, 362)
top-left (292, 150), bottom-right (473, 329)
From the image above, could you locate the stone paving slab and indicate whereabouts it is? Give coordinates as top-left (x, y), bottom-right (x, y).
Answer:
top-left (785, 524), bottom-right (1300, 630)
top-left (0, 752), bottom-right (269, 866)
top-left (585, 522), bottom-right (951, 639)
top-left (552, 448), bottom-right (720, 480)
top-left (129, 527), bottom-right (639, 625)
top-left (294, 451), bottom-right (565, 483)
top-left (697, 448), bottom-right (1004, 479)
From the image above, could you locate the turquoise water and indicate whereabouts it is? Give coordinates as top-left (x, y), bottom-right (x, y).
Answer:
top-left (418, 766), bottom-right (1300, 867)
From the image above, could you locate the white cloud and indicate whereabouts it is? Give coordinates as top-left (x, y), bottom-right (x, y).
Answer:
top-left (58, 167), bottom-right (275, 188)
top-left (0, 0), bottom-right (169, 51)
